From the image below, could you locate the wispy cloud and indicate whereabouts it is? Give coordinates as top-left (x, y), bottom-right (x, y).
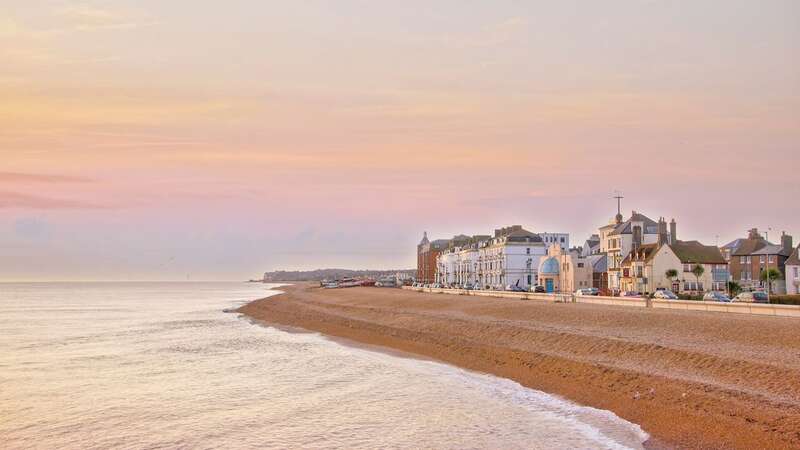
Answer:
top-left (0, 172), bottom-right (92, 183)
top-left (56, 3), bottom-right (159, 31)
top-left (0, 191), bottom-right (107, 209)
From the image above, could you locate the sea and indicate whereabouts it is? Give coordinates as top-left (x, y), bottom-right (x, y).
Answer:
top-left (0, 282), bottom-right (648, 449)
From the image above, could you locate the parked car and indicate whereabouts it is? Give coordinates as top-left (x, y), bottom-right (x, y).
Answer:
top-left (620, 291), bottom-right (643, 298)
top-left (575, 287), bottom-right (599, 296)
top-left (732, 291), bottom-right (769, 303)
top-left (703, 291), bottom-right (731, 302)
top-left (505, 284), bottom-right (526, 292)
top-left (653, 289), bottom-right (678, 300)
top-left (532, 285), bottom-right (546, 293)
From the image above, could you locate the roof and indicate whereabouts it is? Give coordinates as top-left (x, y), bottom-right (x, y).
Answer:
top-left (786, 245), bottom-right (800, 266)
top-left (609, 212), bottom-right (659, 236)
top-left (540, 257), bottom-right (560, 274)
top-left (721, 238), bottom-right (745, 251)
top-left (621, 243), bottom-right (659, 265)
top-left (505, 228), bottom-right (543, 243)
top-left (731, 238), bottom-right (770, 256)
top-left (668, 240), bottom-right (726, 264)
top-left (587, 254), bottom-right (607, 272)
top-left (751, 244), bottom-right (792, 257)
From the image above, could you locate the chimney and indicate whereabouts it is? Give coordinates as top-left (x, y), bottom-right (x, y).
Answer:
top-left (658, 217), bottom-right (668, 245)
top-left (632, 225), bottom-right (642, 252)
top-left (494, 229), bottom-right (501, 238)
top-left (670, 218), bottom-right (677, 244)
top-left (748, 228), bottom-right (761, 240)
top-left (782, 232), bottom-right (793, 254)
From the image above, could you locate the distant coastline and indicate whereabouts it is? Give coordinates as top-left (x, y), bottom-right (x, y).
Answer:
top-left (259, 268), bottom-right (414, 282)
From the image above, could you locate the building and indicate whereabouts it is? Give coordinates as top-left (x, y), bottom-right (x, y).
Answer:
top-left (417, 232), bottom-right (450, 284)
top-left (786, 245), bottom-right (800, 295)
top-left (436, 235), bottom-right (490, 287)
top-left (600, 210), bottom-right (676, 292)
top-left (621, 240), bottom-right (728, 294)
top-left (580, 234), bottom-right (601, 257)
top-left (476, 226), bottom-right (550, 289)
top-left (539, 232), bottom-right (570, 250)
top-left (588, 253), bottom-right (608, 292)
top-left (726, 229), bottom-right (793, 294)
top-left (537, 244), bottom-right (593, 293)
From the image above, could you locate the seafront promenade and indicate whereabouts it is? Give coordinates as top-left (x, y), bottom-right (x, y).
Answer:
top-left (239, 283), bottom-right (800, 450)
top-left (403, 286), bottom-right (800, 317)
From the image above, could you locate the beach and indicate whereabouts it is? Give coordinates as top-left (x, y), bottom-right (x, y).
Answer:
top-left (239, 283), bottom-right (800, 450)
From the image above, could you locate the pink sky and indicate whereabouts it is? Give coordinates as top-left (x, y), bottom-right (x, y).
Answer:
top-left (1, 1), bottom-right (798, 280)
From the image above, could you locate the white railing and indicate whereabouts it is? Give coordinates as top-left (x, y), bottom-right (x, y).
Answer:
top-left (400, 286), bottom-right (799, 317)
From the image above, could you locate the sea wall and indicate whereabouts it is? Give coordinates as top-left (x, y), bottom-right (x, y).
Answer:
top-left (401, 286), bottom-right (800, 317)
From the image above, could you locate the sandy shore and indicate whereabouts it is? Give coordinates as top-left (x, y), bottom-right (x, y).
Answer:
top-left (239, 283), bottom-right (800, 449)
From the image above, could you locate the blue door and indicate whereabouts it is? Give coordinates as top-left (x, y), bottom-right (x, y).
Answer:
top-left (545, 279), bottom-right (554, 293)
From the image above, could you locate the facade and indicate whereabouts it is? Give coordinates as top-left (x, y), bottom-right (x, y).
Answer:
top-left (539, 232), bottom-right (570, 250)
top-left (786, 245), bottom-right (800, 295)
top-left (628, 240), bottom-right (729, 294)
top-left (580, 234), bottom-right (601, 257)
top-left (727, 229), bottom-right (793, 294)
top-left (433, 225), bottom-right (568, 290)
top-left (476, 226), bottom-right (549, 289)
top-left (417, 232), bottom-right (450, 284)
top-left (537, 244), bottom-right (593, 293)
top-left (601, 211), bottom-right (676, 292)
top-left (436, 235), bottom-right (490, 287)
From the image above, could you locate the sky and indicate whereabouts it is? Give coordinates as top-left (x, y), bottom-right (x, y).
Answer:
top-left (1, 0), bottom-right (798, 281)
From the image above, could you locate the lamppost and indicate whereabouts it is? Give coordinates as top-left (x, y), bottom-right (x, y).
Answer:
top-left (765, 227), bottom-right (772, 303)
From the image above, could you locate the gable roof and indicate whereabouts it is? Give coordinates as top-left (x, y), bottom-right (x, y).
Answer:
top-left (731, 239), bottom-right (770, 256)
top-left (621, 243), bottom-right (659, 265)
top-left (609, 212), bottom-right (659, 236)
top-left (668, 240), bottom-right (726, 264)
top-left (751, 244), bottom-right (792, 257)
top-left (786, 245), bottom-right (800, 266)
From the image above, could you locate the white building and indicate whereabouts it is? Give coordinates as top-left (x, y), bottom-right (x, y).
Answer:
top-left (436, 235), bottom-right (490, 287)
top-left (477, 226), bottom-right (549, 289)
top-left (786, 245), bottom-right (800, 295)
top-left (599, 211), bottom-right (675, 292)
top-left (434, 225), bottom-right (569, 290)
top-left (539, 232), bottom-right (570, 250)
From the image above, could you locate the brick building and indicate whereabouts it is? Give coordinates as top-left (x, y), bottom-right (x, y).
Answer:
top-left (416, 232), bottom-right (450, 284)
top-left (725, 228), bottom-right (793, 294)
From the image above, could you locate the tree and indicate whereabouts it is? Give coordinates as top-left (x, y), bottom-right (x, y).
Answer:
top-left (665, 269), bottom-right (678, 286)
top-left (691, 264), bottom-right (705, 292)
top-left (727, 281), bottom-right (742, 297)
top-left (761, 268), bottom-right (782, 282)
top-left (761, 268), bottom-right (782, 293)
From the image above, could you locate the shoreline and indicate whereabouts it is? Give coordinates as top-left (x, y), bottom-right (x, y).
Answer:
top-left (238, 283), bottom-right (800, 450)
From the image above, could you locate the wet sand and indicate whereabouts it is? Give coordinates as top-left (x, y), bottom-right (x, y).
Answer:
top-left (238, 283), bottom-right (800, 449)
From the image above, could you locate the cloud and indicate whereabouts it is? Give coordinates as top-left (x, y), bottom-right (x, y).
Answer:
top-left (56, 3), bottom-right (158, 31)
top-left (0, 191), bottom-right (107, 209)
top-left (0, 172), bottom-right (92, 183)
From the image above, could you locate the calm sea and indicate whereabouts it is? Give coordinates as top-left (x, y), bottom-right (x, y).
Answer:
top-left (0, 282), bottom-right (647, 449)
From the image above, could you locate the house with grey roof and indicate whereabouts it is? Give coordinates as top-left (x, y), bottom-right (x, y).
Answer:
top-left (727, 228), bottom-right (793, 294)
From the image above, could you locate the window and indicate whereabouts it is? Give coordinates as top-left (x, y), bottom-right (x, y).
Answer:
top-left (560, 237), bottom-right (565, 243)
top-left (577, 263), bottom-right (584, 268)
top-left (526, 248), bottom-right (530, 255)
top-left (740, 256), bottom-right (746, 264)
top-left (683, 264), bottom-right (691, 272)
top-left (795, 267), bottom-right (799, 278)
top-left (760, 255), bottom-right (765, 264)
top-left (746, 256), bottom-right (751, 264)
top-left (768, 255), bottom-right (775, 263)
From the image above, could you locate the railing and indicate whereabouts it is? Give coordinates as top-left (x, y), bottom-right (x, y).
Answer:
top-left (400, 286), bottom-right (800, 317)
